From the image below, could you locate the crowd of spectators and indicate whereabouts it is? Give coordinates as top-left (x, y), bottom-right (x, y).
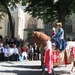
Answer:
top-left (0, 36), bottom-right (40, 61)
top-left (66, 37), bottom-right (75, 41)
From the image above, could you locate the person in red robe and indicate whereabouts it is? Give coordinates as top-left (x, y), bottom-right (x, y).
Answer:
top-left (43, 40), bottom-right (53, 74)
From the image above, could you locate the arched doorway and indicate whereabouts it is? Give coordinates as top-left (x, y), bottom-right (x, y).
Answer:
top-left (27, 17), bottom-right (37, 43)
top-left (7, 16), bottom-right (15, 38)
top-left (28, 17), bottom-right (37, 28)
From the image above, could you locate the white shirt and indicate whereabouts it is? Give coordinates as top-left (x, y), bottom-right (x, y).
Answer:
top-left (45, 40), bottom-right (52, 51)
top-left (12, 48), bottom-right (19, 54)
top-left (4, 48), bottom-right (14, 57)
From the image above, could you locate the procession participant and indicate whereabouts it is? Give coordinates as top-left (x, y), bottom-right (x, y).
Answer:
top-left (56, 22), bottom-right (64, 39)
top-left (51, 27), bottom-right (56, 38)
top-left (52, 22), bottom-right (67, 51)
top-left (43, 40), bottom-right (53, 74)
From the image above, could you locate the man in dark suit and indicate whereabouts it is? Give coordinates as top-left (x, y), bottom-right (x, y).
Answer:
top-left (33, 44), bottom-right (39, 60)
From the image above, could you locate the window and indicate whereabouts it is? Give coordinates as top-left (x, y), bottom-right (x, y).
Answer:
top-left (28, 17), bottom-right (37, 29)
top-left (44, 22), bottom-right (55, 36)
top-left (27, 17), bottom-right (37, 43)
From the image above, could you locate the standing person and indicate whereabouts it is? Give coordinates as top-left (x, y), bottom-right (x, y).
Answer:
top-left (43, 40), bottom-right (53, 74)
top-left (33, 44), bottom-right (39, 60)
top-left (28, 45), bottom-right (34, 61)
top-left (52, 22), bottom-right (67, 50)
top-left (51, 27), bottom-right (56, 38)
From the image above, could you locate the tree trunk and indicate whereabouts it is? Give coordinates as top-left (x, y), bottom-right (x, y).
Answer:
top-left (4, 5), bottom-right (14, 38)
top-left (59, 0), bottom-right (66, 39)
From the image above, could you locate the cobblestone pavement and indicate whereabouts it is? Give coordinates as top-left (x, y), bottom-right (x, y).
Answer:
top-left (0, 60), bottom-right (75, 75)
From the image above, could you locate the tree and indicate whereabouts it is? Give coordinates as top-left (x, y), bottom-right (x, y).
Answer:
top-left (0, 4), bottom-right (6, 21)
top-left (0, 0), bottom-right (22, 37)
top-left (24, 0), bottom-right (75, 38)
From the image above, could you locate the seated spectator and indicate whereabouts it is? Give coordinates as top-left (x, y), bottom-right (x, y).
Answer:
top-left (18, 46), bottom-right (22, 56)
top-left (12, 44), bottom-right (19, 61)
top-left (18, 46), bottom-right (23, 61)
top-left (22, 45), bottom-right (28, 60)
top-left (4, 44), bottom-right (14, 61)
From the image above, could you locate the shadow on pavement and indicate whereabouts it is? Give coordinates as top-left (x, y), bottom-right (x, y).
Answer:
top-left (0, 61), bottom-right (69, 75)
top-left (1, 65), bottom-right (59, 75)
top-left (2, 65), bottom-right (41, 69)
top-left (0, 70), bottom-right (42, 75)
top-left (55, 70), bottom-right (69, 75)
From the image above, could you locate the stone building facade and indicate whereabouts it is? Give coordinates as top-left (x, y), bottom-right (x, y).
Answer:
top-left (0, 6), bottom-right (43, 40)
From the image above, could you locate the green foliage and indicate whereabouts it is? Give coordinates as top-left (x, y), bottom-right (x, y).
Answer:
top-left (0, 0), bottom-right (22, 20)
top-left (0, 4), bottom-right (6, 20)
top-left (25, 0), bottom-right (75, 23)
top-left (22, 0), bottom-right (27, 5)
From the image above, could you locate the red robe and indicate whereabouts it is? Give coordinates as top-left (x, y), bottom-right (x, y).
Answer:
top-left (44, 41), bottom-right (53, 73)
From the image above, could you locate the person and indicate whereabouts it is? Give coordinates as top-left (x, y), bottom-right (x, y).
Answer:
top-left (51, 27), bottom-right (56, 38)
top-left (12, 44), bottom-right (19, 61)
top-left (42, 40), bottom-right (53, 74)
top-left (28, 45), bottom-right (34, 61)
top-left (22, 45), bottom-right (28, 60)
top-left (0, 43), bottom-right (5, 61)
top-left (33, 44), bottom-right (39, 60)
top-left (55, 22), bottom-right (64, 39)
top-left (4, 44), bottom-right (14, 61)
top-left (52, 22), bottom-right (67, 51)
top-left (18, 46), bottom-right (23, 61)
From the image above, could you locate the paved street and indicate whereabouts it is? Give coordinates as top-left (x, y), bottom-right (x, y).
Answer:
top-left (0, 60), bottom-right (42, 75)
top-left (0, 60), bottom-right (75, 75)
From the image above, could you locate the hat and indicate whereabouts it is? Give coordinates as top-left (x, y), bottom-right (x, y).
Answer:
top-left (52, 27), bottom-right (55, 31)
top-left (56, 22), bottom-right (62, 27)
